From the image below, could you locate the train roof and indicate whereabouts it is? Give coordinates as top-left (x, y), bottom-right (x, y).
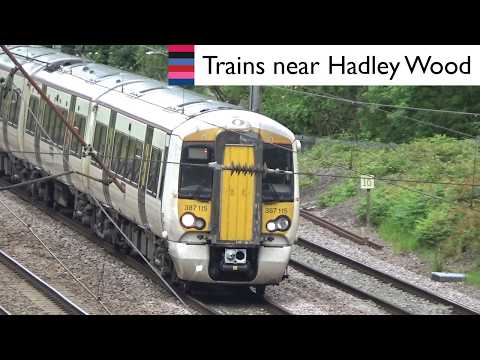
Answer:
top-left (0, 45), bottom-right (294, 141)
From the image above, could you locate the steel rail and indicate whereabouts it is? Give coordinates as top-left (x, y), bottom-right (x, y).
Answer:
top-left (300, 209), bottom-right (383, 249)
top-left (0, 249), bottom-right (88, 315)
top-left (0, 305), bottom-right (11, 315)
top-left (296, 236), bottom-right (480, 315)
top-left (289, 258), bottom-right (411, 315)
top-left (260, 294), bottom-right (295, 315)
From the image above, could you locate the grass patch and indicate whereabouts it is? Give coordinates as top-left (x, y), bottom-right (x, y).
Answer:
top-left (378, 220), bottom-right (419, 253)
top-left (299, 135), bottom-right (480, 274)
top-left (316, 179), bottom-right (357, 208)
top-left (466, 271), bottom-right (480, 287)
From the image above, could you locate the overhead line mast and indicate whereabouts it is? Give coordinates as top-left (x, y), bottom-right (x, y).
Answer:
top-left (0, 45), bottom-right (126, 193)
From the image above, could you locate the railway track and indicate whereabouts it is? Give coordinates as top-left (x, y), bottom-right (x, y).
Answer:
top-left (0, 305), bottom-right (11, 315)
top-left (0, 249), bottom-right (88, 315)
top-left (0, 177), bottom-right (291, 315)
top-left (53, 201), bottom-right (291, 315)
top-left (185, 286), bottom-right (293, 315)
top-left (300, 209), bottom-right (383, 249)
top-left (292, 237), bottom-right (480, 315)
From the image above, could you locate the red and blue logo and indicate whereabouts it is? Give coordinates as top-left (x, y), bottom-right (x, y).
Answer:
top-left (168, 45), bottom-right (194, 86)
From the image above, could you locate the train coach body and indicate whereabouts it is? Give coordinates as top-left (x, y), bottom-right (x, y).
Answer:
top-left (0, 46), bottom-right (299, 290)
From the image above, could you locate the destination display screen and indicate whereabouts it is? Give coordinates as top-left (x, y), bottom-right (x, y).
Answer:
top-left (188, 147), bottom-right (209, 160)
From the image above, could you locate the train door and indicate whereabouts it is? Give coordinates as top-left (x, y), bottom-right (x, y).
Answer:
top-left (219, 144), bottom-right (256, 241)
top-left (144, 127), bottom-right (169, 237)
top-left (212, 131), bottom-right (263, 245)
top-left (0, 72), bottom-right (24, 154)
top-left (38, 87), bottom-right (71, 175)
top-left (88, 104), bottom-right (113, 205)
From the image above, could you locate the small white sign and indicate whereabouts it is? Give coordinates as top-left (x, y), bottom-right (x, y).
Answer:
top-left (360, 175), bottom-right (375, 189)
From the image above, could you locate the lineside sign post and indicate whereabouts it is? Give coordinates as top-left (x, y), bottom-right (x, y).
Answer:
top-left (360, 175), bottom-right (375, 227)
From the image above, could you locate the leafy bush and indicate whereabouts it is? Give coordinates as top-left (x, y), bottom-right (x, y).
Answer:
top-left (414, 203), bottom-right (455, 248)
top-left (317, 179), bottom-right (357, 208)
top-left (299, 135), bottom-right (480, 276)
top-left (357, 186), bottom-right (393, 226)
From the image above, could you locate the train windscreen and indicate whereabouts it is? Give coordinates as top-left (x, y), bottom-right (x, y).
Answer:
top-left (262, 144), bottom-right (294, 202)
top-left (179, 144), bottom-right (214, 200)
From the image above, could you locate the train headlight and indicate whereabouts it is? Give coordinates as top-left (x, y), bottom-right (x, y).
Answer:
top-left (266, 221), bottom-right (277, 232)
top-left (180, 213), bottom-right (195, 228)
top-left (180, 213), bottom-right (206, 230)
top-left (194, 218), bottom-right (206, 230)
top-left (266, 216), bottom-right (291, 232)
top-left (276, 216), bottom-right (291, 231)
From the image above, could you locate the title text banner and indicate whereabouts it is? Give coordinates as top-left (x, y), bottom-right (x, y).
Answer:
top-left (194, 45), bottom-right (479, 85)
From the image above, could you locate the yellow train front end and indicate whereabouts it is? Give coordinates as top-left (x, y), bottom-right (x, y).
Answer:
top-left (165, 110), bottom-right (299, 292)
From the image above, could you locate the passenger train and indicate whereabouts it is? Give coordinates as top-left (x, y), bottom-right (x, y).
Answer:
top-left (0, 45), bottom-right (300, 295)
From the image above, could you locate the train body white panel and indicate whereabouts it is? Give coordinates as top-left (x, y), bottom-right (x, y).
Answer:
top-left (169, 241), bottom-right (291, 284)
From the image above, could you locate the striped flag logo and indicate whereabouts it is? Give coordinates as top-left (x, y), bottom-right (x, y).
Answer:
top-left (168, 45), bottom-right (194, 86)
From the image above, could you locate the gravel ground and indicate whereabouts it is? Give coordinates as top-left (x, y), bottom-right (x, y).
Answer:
top-left (0, 187), bottom-right (393, 316)
top-left (298, 215), bottom-right (480, 313)
top-left (5, 175), bottom-right (473, 315)
top-left (266, 267), bottom-right (388, 315)
top-left (292, 245), bottom-right (453, 314)
top-left (196, 296), bottom-right (278, 315)
top-left (0, 191), bottom-right (189, 315)
top-left (0, 261), bottom-right (53, 315)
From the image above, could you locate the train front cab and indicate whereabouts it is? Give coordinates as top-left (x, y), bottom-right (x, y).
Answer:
top-left (169, 126), bottom-right (298, 287)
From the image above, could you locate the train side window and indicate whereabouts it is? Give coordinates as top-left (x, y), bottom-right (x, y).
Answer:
top-left (0, 86), bottom-right (3, 112)
top-left (53, 109), bottom-right (67, 147)
top-left (126, 139), bottom-right (137, 180)
top-left (26, 96), bottom-right (40, 134)
top-left (71, 114), bottom-right (86, 156)
top-left (132, 140), bottom-right (143, 184)
top-left (93, 122), bottom-right (108, 163)
top-left (47, 107), bottom-right (57, 142)
top-left (111, 131), bottom-right (144, 186)
top-left (147, 147), bottom-right (162, 196)
top-left (111, 131), bottom-right (126, 175)
top-left (41, 105), bottom-right (54, 141)
top-left (118, 134), bottom-right (130, 178)
top-left (8, 90), bottom-right (21, 127)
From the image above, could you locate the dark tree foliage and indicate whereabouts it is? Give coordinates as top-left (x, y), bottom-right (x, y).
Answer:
top-left (58, 45), bottom-right (168, 80)
top-left (49, 45), bottom-right (480, 143)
